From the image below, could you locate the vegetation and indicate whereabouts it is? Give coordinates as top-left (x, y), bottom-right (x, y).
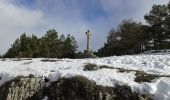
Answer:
top-left (97, 2), bottom-right (170, 56)
top-left (83, 63), bottom-right (98, 71)
top-left (83, 63), bottom-right (170, 83)
top-left (97, 19), bottom-right (144, 56)
top-left (45, 76), bottom-right (141, 100)
top-left (40, 59), bottom-right (61, 62)
top-left (2, 2), bottom-right (170, 58)
top-left (3, 29), bottom-right (78, 58)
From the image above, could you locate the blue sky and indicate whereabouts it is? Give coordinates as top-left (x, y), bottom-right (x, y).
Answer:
top-left (0, 0), bottom-right (169, 55)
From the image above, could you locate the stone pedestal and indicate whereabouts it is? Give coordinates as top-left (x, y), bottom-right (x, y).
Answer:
top-left (84, 50), bottom-right (93, 55)
top-left (84, 50), bottom-right (96, 58)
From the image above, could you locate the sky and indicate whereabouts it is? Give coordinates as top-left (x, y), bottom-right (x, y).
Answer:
top-left (0, 0), bottom-right (169, 55)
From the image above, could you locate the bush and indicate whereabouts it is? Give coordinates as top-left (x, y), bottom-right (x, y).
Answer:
top-left (84, 63), bottom-right (98, 71)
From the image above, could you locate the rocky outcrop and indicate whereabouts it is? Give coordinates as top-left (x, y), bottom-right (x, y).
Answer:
top-left (0, 76), bottom-right (150, 100)
top-left (0, 77), bottom-right (45, 100)
top-left (44, 76), bottom-right (140, 100)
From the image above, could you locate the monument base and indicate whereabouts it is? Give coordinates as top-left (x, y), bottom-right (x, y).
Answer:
top-left (83, 50), bottom-right (96, 58)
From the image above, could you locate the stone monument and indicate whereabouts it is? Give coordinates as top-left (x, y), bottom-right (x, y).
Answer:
top-left (86, 30), bottom-right (91, 51)
top-left (84, 30), bottom-right (94, 57)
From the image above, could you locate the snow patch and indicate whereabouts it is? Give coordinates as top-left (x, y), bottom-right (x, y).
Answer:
top-left (0, 54), bottom-right (170, 100)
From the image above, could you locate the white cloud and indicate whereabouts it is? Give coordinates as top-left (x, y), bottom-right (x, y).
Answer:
top-left (0, 0), bottom-right (44, 55)
top-left (0, 0), bottom-right (43, 29)
top-left (0, 0), bottom-right (169, 55)
top-left (100, 0), bottom-right (169, 23)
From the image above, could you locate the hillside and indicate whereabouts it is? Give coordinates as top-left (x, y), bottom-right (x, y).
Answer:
top-left (0, 54), bottom-right (170, 100)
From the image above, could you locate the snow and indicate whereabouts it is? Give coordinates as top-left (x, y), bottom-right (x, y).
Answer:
top-left (0, 54), bottom-right (170, 100)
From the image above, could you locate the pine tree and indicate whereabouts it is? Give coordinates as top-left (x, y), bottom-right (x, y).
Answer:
top-left (62, 34), bottom-right (78, 58)
top-left (45, 29), bottom-right (59, 58)
top-left (164, 2), bottom-right (170, 48)
top-left (57, 34), bottom-right (65, 58)
top-left (98, 19), bottom-right (144, 56)
top-left (3, 29), bottom-right (78, 58)
top-left (31, 35), bottom-right (39, 57)
top-left (39, 37), bottom-right (48, 57)
top-left (144, 4), bottom-right (168, 50)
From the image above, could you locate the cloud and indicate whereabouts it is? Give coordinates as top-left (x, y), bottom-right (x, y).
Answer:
top-left (30, 0), bottom-right (114, 51)
top-left (100, 0), bottom-right (169, 23)
top-left (0, 0), bottom-right (44, 54)
top-left (0, 0), bottom-right (169, 55)
top-left (0, 0), bottom-right (43, 29)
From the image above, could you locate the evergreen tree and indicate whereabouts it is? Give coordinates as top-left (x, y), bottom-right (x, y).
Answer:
top-left (39, 37), bottom-right (48, 57)
top-left (31, 35), bottom-right (39, 57)
top-left (165, 2), bottom-right (170, 33)
top-left (45, 29), bottom-right (59, 58)
top-left (4, 37), bottom-right (20, 58)
top-left (98, 2), bottom-right (170, 56)
top-left (3, 29), bottom-right (78, 58)
top-left (58, 34), bottom-right (65, 58)
top-left (144, 4), bottom-right (168, 50)
top-left (164, 2), bottom-right (170, 48)
top-left (62, 34), bottom-right (78, 58)
top-left (19, 33), bottom-right (31, 57)
top-left (98, 19), bottom-right (144, 56)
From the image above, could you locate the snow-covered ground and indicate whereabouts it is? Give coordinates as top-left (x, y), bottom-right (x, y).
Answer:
top-left (0, 54), bottom-right (170, 100)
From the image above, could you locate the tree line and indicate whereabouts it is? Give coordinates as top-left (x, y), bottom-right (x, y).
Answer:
top-left (2, 2), bottom-right (170, 58)
top-left (3, 29), bottom-right (78, 58)
top-left (97, 2), bottom-right (170, 56)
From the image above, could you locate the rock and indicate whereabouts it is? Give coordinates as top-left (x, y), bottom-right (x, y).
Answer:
top-left (0, 76), bottom-right (152, 100)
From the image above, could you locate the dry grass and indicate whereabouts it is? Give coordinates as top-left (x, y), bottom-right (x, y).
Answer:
top-left (41, 59), bottom-right (62, 62)
top-left (84, 63), bottom-right (170, 83)
top-left (83, 63), bottom-right (98, 71)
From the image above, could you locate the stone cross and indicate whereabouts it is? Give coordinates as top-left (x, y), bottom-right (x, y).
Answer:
top-left (86, 30), bottom-right (91, 50)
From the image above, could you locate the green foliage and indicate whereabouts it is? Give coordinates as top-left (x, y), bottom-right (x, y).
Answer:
top-left (3, 29), bottom-right (78, 58)
top-left (61, 34), bottom-right (78, 58)
top-left (144, 4), bottom-right (169, 50)
top-left (75, 51), bottom-right (84, 58)
top-left (98, 19), bottom-right (144, 56)
top-left (97, 2), bottom-right (170, 56)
